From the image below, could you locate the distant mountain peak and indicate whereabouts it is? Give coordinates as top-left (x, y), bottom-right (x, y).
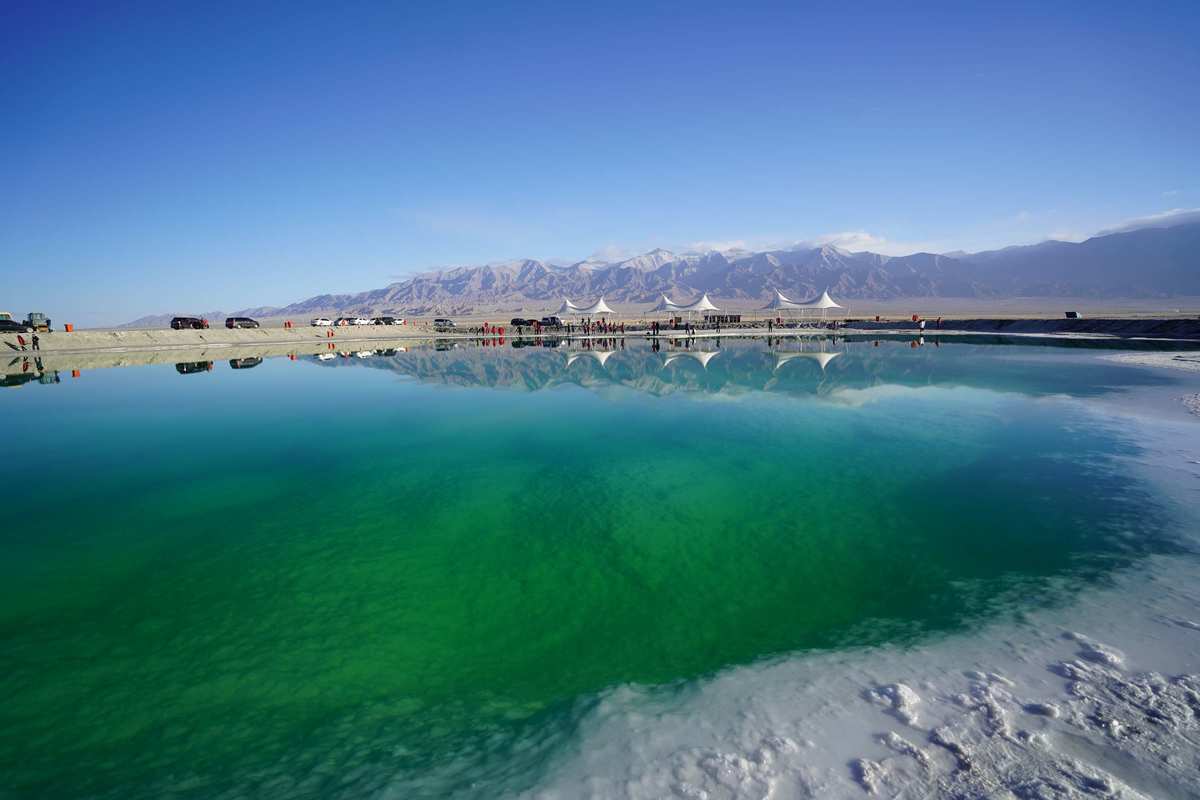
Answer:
top-left (122, 222), bottom-right (1200, 326)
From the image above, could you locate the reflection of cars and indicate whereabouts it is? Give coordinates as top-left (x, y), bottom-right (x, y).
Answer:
top-left (175, 361), bottom-right (213, 374)
top-left (171, 317), bottom-right (209, 330)
top-left (316, 353), bottom-right (336, 360)
top-left (311, 318), bottom-right (332, 326)
top-left (433, 318), bottom-right (456, 331)
top-left (1, 372), bottom-right (39, 388)
top-left (225, 317), bottom-right (260, 329)
top-left (229, 357), bottom-right (263, 369)
top-left (0, 319), bottom-right (33, 333)
top-left (355, 351), bottom-right (372, 358)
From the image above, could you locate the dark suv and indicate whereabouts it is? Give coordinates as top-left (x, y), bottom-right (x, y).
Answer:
top-left (175, 361), bottom-right (213, 374)
top-left (0, 319), bottom-right (33, 333)
top-left (225, 317), bottom-right (260, 329)
top-left (170, 317), bottom-right (209, 330)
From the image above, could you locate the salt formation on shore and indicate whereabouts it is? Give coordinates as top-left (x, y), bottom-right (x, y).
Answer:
top-left (520, 557), bottom-right (1200, 800)
top-left (1183, 393), bottom-right (1200, 417)
top-left (1105, 352), bottom-right (1200, 373)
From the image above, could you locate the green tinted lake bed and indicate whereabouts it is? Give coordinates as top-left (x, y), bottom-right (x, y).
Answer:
top-left (2, 336), bottom-right (1199, 798)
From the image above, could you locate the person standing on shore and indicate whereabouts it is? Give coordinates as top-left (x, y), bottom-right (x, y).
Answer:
top-left (31, 334), bottom-right (40, 351)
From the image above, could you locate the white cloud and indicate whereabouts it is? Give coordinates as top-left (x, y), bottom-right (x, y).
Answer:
top-left (686, 239), bottom-right (750, 253)
top-left (587, 244), bottom-right (637, 262)
top-left (799, 231), bottom-right (945, 256)
top-left (1095, 207), bottom-right (1200, 236)
top-left (1045, 229), bottom-right (1087, 243)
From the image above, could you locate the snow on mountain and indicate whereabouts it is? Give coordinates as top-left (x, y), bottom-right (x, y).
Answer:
top-left (122, 223), bottom-right (1200, 324)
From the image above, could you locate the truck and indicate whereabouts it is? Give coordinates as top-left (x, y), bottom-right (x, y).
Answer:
top-left (24, 312), bottom-right (51, 332)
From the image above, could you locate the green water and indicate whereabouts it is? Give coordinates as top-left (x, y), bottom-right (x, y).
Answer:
top-left (1, 337), bottom-right (1197, 798)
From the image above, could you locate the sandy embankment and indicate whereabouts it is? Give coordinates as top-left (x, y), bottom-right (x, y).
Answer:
top-left (1, 325), bottom-right (449, 354)
top-left (0, 326), bottom-right (460, 372)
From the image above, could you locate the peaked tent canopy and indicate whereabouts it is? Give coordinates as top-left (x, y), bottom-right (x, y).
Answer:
top-left (558, 296), bottom-right (615, 316)
top-left (649, 294), bottom-right (683, 313)
top-left (555, 299), bottom-right (581, 316)
top-left (674, 293), bottom-right (720, 313)
top-left (797, 289), bottom-right (843, 310)
top-left (760, 290), bottom-right (806, 311)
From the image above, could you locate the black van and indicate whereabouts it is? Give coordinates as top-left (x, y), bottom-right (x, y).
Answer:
top-left (229, 357), bottom-right (263, 369)
top-left (225, 317), bottom-right (260, 329)
top-left (175, 361), bottom-right (213, 374)
top-left (171, 317), bottom-right (209, 330)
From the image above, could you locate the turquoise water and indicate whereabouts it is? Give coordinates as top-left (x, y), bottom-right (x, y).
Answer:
top-left (2, 336), bottom-right (1198, 798)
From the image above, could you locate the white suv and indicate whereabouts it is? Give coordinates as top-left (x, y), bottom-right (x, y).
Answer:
top-left (310, 318), bottom-right (332, 326)
top-left (352, 317), bottom-right (371, 326)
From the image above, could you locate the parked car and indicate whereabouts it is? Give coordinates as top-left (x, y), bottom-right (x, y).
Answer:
top-left (540, 316), bottom-right (563, 328)
top-left (175, 361), bottom-right (213, 374)
top-left (334, 317), bottom-right (354, 326)
top-left (0, 318), bottom-right (33, 333)
top-left (24, 312), bottom-right (51, 332)
top-left (352, 317), bottom-right (371, 326)
top-left (229, 357), bottom-right (262, 369)
top-left (372, 316), bottom-right (404, 325)
top-left (224, 317), bottom-right (260, 329)
top-left (311, 317), bottom-right (333, 326)
top-left (433, 318), bottom-right (456, 331)
top-left (170, 317), bottom-right (209, 330)
top-left (510, 317), bottom-right (535, 327)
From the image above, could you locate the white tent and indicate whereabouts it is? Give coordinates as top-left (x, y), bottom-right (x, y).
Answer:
top-left (761, 289), bottom-right (844, 321)
top-left (649, 294), bottom-right (683, 313)
top-left (797, 289), bottom-right (842, 310)
top-left (557, 296), bottom-right (614, 316)
top-left (760, 290), bottom-right (807, 312)
top-left (674, 293), bottom-right (720, 313)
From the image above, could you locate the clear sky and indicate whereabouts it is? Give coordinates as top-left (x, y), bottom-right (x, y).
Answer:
top-left (3, 1), bottom-right (1199, 326)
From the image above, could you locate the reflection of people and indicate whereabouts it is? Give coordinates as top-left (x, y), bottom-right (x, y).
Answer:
top-left (16, 334), bottom-right (26, 351)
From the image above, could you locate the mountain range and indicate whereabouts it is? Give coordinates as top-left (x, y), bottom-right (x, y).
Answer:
top-left (124, 220), bottom-right (1200, 326)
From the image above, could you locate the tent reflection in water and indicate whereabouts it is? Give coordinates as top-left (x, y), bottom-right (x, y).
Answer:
top-left (662, 350), bottom-right (721, 369)
top-left (565, 350), bottom-right (616, 369)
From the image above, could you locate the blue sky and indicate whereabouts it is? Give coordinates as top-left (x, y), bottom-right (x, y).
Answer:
top-left (3, 1), bottom-right (1199, 325)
